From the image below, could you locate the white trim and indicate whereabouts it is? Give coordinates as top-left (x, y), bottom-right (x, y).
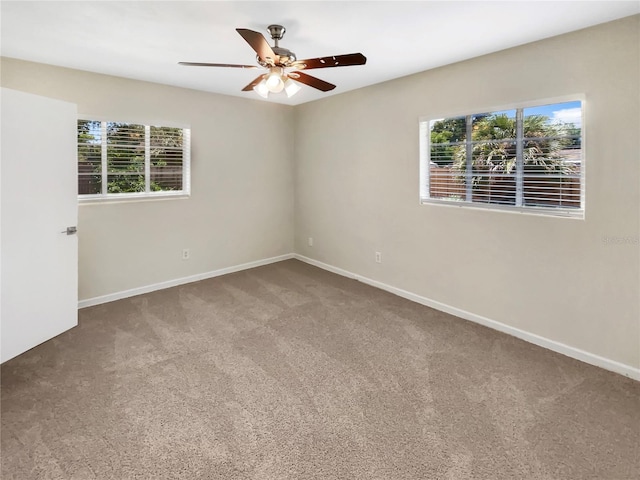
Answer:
top-left (79, 191), bottom-right (190, 205)
top-left (293, 254), bottom-right (640, 381)
top-left (182, 128), bottom-right (191, 195)
top-left (418, 121), bottom-right (430, 202)
top-left (292, 255), bottom-right (358, 280)
top-left (419, 196), bottom-right (585, 220)
top-left (77, 252), bottom-right (639, 381)
top-left (100, 121), bottom-right (107, 194)
top-left (78, 254), bottom-right (294, 309)
top-left (144, 124), bottom-right (151, 193)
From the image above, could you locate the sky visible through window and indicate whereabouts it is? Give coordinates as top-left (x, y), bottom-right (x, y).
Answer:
top-left (494, 101), bottom-right (582, 127)
top-left (430, 101), bottom-right (582, 130)
top-left (83, 121), bottom-right (101, 143)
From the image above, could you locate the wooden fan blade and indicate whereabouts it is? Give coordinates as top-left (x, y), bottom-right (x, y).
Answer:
top-left (291, 53), bottom-right (366, 70)
top-left (241, 75), bottom-right (266, 92)
top-left (179, 62), bottom-right (258, 69)
top-left (288, 71), bottom-right (336, 92)
top-left (236, 28), bottom-right (277, 65)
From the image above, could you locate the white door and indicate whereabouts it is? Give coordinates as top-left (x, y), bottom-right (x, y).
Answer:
top-left (1, 88), bottom-right (78, 363)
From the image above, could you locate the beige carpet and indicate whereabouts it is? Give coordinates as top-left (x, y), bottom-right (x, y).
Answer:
top-left (1, 259), bottom-right (639, 479)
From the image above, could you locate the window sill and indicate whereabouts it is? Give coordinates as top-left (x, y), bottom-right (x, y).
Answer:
top-left (79, 192), bottom-right (190, 206)
top-left (420, 198), bottom-right (584, 219)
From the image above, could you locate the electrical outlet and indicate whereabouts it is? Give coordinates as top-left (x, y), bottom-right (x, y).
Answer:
top-left (375, 252), bottom-right (382, 263)
top-left (308, 237), bottom-right (313, 247)
top-left (182, 248), bottom-right (190, 260)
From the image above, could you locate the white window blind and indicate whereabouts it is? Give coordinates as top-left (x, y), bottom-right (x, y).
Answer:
top-left (77, 120), bottom-right (191, 199)
top-left (420, 100), bottom-right (583, 218)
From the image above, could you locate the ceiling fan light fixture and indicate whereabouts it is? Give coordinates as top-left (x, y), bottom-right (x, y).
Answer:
top-left (284, 77), bottom-right (302, 98)
top-left (181, 25), bottom-right (366, 98)
top-left (253, 78), bottom-right (269, 98)
top-left (265, 67), bottom-right (285, 93)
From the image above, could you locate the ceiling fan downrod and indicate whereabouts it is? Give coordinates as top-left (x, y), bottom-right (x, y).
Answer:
top-left (265, 24), bottom-right (296, 65)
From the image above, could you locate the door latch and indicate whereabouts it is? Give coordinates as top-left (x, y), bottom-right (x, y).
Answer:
top-left (61, 226), bottom-right (77, 235)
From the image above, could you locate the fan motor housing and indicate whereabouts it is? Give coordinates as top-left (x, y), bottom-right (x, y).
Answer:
top-left (257, 48), bottom-right (296, 67)
top-left (274, 47), bottom-right (296, 64)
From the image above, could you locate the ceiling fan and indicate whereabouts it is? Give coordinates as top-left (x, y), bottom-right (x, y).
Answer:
top-left (179, 25), bottom-right (367, 98)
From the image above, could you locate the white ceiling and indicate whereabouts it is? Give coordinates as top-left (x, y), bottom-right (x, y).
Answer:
top-left (2, 1), bottom-right (638, 105)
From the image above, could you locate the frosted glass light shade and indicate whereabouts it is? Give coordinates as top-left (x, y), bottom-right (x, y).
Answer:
top-left (284, 78), bottom-right (302, 98)
top-left (265, 67), bottom-right (285, 93)
top-left (253, 79), bottom-right (269, 98)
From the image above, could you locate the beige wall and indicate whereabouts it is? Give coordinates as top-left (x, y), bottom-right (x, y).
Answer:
top-left (1, 58), bottom-right (295, 301)
top-left (1, 16), bottom-right (638, 371)
top-left (294, 16), bottom-right (640, 369)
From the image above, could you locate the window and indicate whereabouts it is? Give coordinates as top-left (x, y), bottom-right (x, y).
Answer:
top-left (77, 120), bottom-right (190, 200)
top-left (420, 100), bottom-right (583, 218)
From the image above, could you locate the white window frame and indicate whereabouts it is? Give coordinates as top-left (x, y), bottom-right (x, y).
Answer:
top-left (77, 116), bottom-right (191, 203)
top-left (419, 95), bottom-right (585, 219)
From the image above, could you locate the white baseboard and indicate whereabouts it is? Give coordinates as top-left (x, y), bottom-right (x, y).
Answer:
top-left (78, 254), bottom-right (295, 309)
top-left (78, 252), bottom-right (639, 381)
top-left (294, 254), bottom-right (640, 381)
